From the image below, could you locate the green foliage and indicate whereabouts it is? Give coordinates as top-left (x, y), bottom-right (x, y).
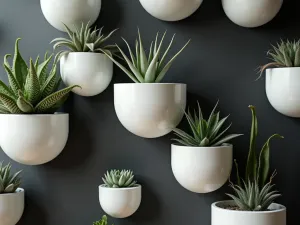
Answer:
top-left (93, 215), bottom-right (113, 225)
top-left (102, 30), bottom-right (190, 83)
top-left (0, 162), bottom-right (22, 194)
top-left (0, 38), bottom-right (78, 114)
top-left (102, 170), bottom-right (137, 188)
top-left (227, 106), bottom-right (283, 211)
top-left (172, 101), bottom-right (242, 147)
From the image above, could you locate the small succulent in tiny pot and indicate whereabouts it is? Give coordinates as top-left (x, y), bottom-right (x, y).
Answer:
top-left (93, 215), bottom-right (113, 225)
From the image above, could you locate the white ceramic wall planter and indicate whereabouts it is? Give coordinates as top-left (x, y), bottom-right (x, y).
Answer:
top-left (266, 68), bottom-right (300, 117)
top-left (61, 53), bottom-right (113, 97)
top-left (139, 0), bottom-right (203, 21)
top-left (0, 188), bottom-right (25, 225)
top-left (114, 83), bottom-right (186, 138)
top-left (212, 201), bottom-right (286, 225)
top-left (40, 0), bottom-right (102, 31)
top-left (99, 185), bottom-right (142, 218)
top-left (171, 144), bottom-right (232, 193)
top-left (0, 114), bottom-right (69, 165)
top-left (222, 0), bottom-right (283, 28)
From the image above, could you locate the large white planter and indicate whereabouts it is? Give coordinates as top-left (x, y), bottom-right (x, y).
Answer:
top-left (171, 144), bottom-right (232, 193)
top-left (0, 188), bottom-right (25, 225)
top-left (222, 0), bottom-right (283, 28)
top-left (266, 68), bottom-right (300, 117)
top-left (114, 83), bottom-right (186, 138)
top-left (0, 114), bottom-right (69, 165)
top-left (60, 53), bottom-right (113, 97)
top-left (212, 201), bottom-right (286, 225)
top-left (40, 0), bottom-right (101, 31)
top-left (99, 185), bottom-right (142, 218)
top-left (139, 0), bottom-right (203, 21)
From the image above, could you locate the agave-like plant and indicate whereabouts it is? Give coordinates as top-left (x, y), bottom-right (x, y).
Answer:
top-left (0, 38), bottom-right (78, 114)
top-left (0, 162), bottom-right (22, 194)
top-left (227, 105), bottom-right (283, 211)
top-left (93, 215), bottom-right (113, 225)
top-left (102, 30), bottom-right (190, 83)
top-left (102, 170), bottom-right (137, 188)
top-left (172, 101), bottom-right (243, 147)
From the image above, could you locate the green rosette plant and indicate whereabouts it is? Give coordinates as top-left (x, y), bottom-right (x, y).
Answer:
top-left (0, 162), bottom-right (22, 194)
top-left (102, 170), bottom-right (137, 188)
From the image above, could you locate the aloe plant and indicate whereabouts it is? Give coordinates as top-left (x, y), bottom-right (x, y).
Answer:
top-left (102, 170), bottom-right (137, 188)
top-left (0, 38), bottom-right (78, 114)
top-left (0, 162), bottom-right (22, 194)
top-left (102, 30), bottom-right (190, 83)
top-left (93, 215), bottom-right (113, 225)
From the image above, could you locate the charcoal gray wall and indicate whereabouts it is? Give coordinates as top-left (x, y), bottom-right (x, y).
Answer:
top-left (0, 0), bottom-right (298, 224)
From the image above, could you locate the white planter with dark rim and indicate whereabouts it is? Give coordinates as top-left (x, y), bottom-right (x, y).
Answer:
top-left (222, 0), bottom-right (282, 28)
top-left (266, 68), bottom-right (300, 117)
top-left (0, 114), bottom-right (69, 165)
top-left (171, 144), bottom-right (232, 193)
top-left (212, 200), bottom-right (286, 225)
top-left (139, 0), bottom-right (203, 21)
top-left (40, 0), bottom-right (101, 31)
top-left (60, 53), bottom-right (113, 97)
top-left (114, 83), bottom-right (186, 138)
top-left (0, 188), bottom-right (25, 225)
top-left (99, 185), bottom-right (142, 218)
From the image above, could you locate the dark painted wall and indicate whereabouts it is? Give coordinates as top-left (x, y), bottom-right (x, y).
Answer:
top-left (0, 0), bottom-right (298, 224)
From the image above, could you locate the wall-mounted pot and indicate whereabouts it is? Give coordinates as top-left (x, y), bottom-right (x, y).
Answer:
top-left (139, 0), bottom-right (203, 21)
top-left (114, 83), bottom-right (186, 138)
top-left (212, 201), bottom-right (286, 225)
top-left (171, 144), bottom-right (232, 193)
top-left (0, 114), bottom-right (69, 165)
top-left (222, 0), bottom-right (282, 28)
top-left (266, 68), bottom-right (300, 117)
top-left (99, 185), bottom-right (142, 218)
top-left (0, 188), bottom-right (25, 225)
top-left (60, 53), bottom-right (113, 97)
top-left (40, 0), bottom-right (101, 31)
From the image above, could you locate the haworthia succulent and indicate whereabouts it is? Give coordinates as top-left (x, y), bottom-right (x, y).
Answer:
top-left (24, 60), bottom-right (41, 105)
top-left (0, 162), bottom-right (22, 194)
top-left (102, 170), bottom-right (137, 188)
top-left (12, 38), bottom-right (28, 88)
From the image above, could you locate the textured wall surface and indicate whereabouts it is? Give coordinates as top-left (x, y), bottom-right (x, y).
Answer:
top-left (0, 0), bottom-right (298, 225)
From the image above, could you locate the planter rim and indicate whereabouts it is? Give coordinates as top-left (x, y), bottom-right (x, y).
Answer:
top-left (114, 83), bottom-right (186, 86)
top-left (266, 67), bottom-right (300, 72)
top-left (0, 113), bottom-right (68, 117)
top-left (171, 143), bottom-right (232, 149)
top-left (212, 200), bottom-right (286, 213)
top-left (99, 184), bottom-right (141, 191)
top-left (0, 188), bottom-right (24, 196)
top-left (65, 52), bottom-right (106, 56)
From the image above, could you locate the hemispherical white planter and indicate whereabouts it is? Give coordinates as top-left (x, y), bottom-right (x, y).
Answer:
top-left (40, 0), bottom-right (101, 31)
top-left (0, 188), bottom-right (25, 225)
top-left (114, 83), bottom-right (186, 138)
top-left (139, 0), bottom-right (203, 21)
top-left (0, 114), bottom-right (69, 165)
top-left (266, 68), bottom-right (300, 117)
top-left (60, 53), bottom-right (113, 97)
top-left (99, 185), bottom-right (142, 218)
top-left (222, 0), bottom-right (283, 28)
top-left (212, 201), bottom-right (286, 225)
top-left (171, 144), bottom-right (232, 193)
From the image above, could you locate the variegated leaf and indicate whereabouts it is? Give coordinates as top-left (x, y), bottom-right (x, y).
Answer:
top-left (24, 59), bottom-right (41, 106)
top-left (0, 93), bottom-right (22, 114)
top-left (3, 64), bottom-right (21, 96)
top-left (12, 38), bottom-right (28, 88)
top-left (17, 91), bottom-right (34, 113)
top-left (37, 54), bottom-right (53, 86)
top-left (0, 80), bottom-right (16, 99)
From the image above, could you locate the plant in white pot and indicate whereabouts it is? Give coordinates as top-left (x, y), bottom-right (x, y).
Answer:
top-left (211, 105), bottom-right (286, 225)
top-left (259, 40), bottom-right (300, 117)
top-left (171, 101), bottom-right (242, 193)
top-left (0, 39), bottom-right (78, 165)
top-left (0, 162), bottom-right (24, 225)
top-left (99, 170), bottom-right (141, 218)
top-left (102, 30), bottom-right (190, 138)
top-left (52, 23), bottom-right (118, 97)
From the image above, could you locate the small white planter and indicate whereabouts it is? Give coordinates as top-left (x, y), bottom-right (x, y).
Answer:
top-left (0, 114), bottom-right (69, 165)
top-left (139, 0), bottom-right (203, 21)
top-left (0, 188), bottom-right (25, 225)
top-left (99, 185), bottom-right (142, 218)
top-left (222, 0), bottom-right (283, 28)
top-left (114, 83), bottom-right (186, 138)
top-left (212, 200), bottom-right (286, 225)
top-left (60, 53), bottom-right (113, 97)
top-left (266, 68), bottom-right (300, 117)
top-left (171, 144), bottom-right (232, 193)
top-left (40, 0), bottom-right (102, 31)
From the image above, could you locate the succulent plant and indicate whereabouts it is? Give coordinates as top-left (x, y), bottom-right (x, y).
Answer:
top-left (172, 101), bottom-right (243, 147)
top-left (227, 105), bottom-right (283, 211)
top-left (93, 215), bottom-right (113, 225)
top-left (102, 170), bottom-right (137, 188)
top-left (51, 22), bottom-right (118, 59)
top-left (102, 30), bottom-right (190, 83)
top-left (0, 162), bottom-right (22, 194)
top-left (0, 38), bottom-right (78, 114)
